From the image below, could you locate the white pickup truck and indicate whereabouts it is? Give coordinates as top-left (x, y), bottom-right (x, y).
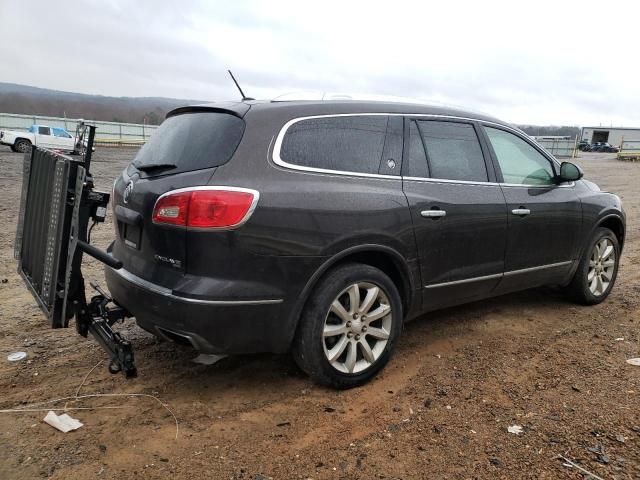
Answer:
top-left (0, 124), bottom-right (78, 153)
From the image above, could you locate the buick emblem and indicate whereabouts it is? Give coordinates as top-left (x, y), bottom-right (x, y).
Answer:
top-left (123, 181), bottom-right (134, 204)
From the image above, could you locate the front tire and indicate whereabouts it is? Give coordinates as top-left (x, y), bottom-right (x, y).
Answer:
top-left (565, 227), bottom-right (620, 305)
top-left (292, 263), bottom-right (403, 389)
top-left (14, 139), bottom-right (31, 153)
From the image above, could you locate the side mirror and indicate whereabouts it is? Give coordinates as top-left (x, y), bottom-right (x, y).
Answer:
top-left (558, 161), bottom-right (583, 182)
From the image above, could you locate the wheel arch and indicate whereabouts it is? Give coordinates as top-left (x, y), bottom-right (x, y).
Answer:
top-left (597, 214), bottom-right (625, 251)
top-left (286, 245), bottom-right (414, 349)
top-left (14, 137), bottom-right (32, 149)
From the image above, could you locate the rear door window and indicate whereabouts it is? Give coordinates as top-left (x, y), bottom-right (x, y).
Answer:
top-left (131, 112), bottom-right (245, 175)
top-left (279, 115), bottom-right (388, 174)
top-left (405, 120), bottom-right (429, 178)
top-left (38, 126), bottom-right (51, 135)
top-left (410, 120), bottom-right (488, 182)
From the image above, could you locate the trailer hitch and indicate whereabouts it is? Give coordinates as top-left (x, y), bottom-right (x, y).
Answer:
top-left (75, 282), bottom-right (137, 378)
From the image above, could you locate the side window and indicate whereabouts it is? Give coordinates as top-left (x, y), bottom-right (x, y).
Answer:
top-left (38, 126), bottom-right (51, 136)
top-left (280, 116), bottom-right (388, 174)
top-left (53, 128), bottom-right (72, 138)
top-left (416, 120), bottom-right (488, 182)
top-left (484, 127), bottom-right (555, 185)
top-left (406, 120), bottom-right (429, 178)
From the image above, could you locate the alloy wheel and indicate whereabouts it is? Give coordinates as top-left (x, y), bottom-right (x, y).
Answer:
top-left (16, 141), bottom-right (29, 153)
top-left (322, 282), bottom-right (393, 374)
top-left (588, 238), bottom-right (616, 296)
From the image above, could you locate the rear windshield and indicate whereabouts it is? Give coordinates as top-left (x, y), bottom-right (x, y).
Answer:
top-left (131, 112), bottom-right (245, 175)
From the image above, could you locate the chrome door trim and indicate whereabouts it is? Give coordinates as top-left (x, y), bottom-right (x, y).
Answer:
top-left (424, 260), bottom-right (573, 289)
top-left (502, 260), bottom-right (573, 277)
top-left (111, 267), bottom-right (284, 305)
top-left (424, 272), bottom-right (503, 289)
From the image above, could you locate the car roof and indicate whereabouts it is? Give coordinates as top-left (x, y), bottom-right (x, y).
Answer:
top-left (167, 99), bottom-right (513, 129)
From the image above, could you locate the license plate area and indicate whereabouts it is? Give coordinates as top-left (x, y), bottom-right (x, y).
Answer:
top-left (122, 222), bottom-right (142, 250)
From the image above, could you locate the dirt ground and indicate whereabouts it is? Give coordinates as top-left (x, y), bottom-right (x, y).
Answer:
top-left (0, 147), bottom-right (638, 480)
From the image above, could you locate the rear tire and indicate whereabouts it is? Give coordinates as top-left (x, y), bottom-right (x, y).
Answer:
top-left (14, 139), bottom-right (31, 153)
top-left (292, 263), bottom-right (403, 389)
top-left (565, 227), bottom-right (620, 305)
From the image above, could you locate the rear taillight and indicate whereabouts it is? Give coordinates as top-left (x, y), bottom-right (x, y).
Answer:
top-left (152, 187), bottom-right (259, 229)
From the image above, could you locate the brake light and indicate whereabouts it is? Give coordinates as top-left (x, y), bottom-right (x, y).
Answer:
top-left (152, 187), bottom-right (258, 229)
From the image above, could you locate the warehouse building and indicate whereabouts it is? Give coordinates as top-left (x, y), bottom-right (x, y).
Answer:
top-left (581, 126), bottom-right (640, 147)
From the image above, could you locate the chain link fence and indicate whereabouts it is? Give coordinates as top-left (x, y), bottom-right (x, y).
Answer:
top-left (618, 140), bottom-right (640, 161)
top-left (534, 138), bottom-right (577, 158)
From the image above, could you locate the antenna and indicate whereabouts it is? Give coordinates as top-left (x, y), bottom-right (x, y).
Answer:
top-left (227, 70), bottom-right (254, 101)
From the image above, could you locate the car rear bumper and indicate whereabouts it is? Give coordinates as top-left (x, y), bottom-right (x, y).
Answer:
top-left (104, 265), bottom-right (291, 354)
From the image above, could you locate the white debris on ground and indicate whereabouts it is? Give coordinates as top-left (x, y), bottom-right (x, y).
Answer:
top-left (7, 351), bottom-right (27, 362)
top-left (43, 411), bottom-right (83, 433)
top-left (507, 425), bottom-right (524, 435)
top-left (626, 358), bottom-right (640, 366)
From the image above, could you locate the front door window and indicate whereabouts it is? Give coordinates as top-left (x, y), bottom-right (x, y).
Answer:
top-left (484, 127), bottom-right (555, 185)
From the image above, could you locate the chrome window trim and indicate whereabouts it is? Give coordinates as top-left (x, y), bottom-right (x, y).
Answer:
top-left (403, 176), bottom-right (499, 187)
top-left (271, 113), bottom-right (573, 188)
top-left (501, 181), bottom-right (575, 189)
top-left (403, 175), bottom-right (574, 189)
top-left (272, 113), bottom-right (397, 180)
top-left (111, 267), bottom-right (283, 305)
top-left (152, 186), bottom-right (260, 230)
top-left (424, 260), bottom-right (573, 289)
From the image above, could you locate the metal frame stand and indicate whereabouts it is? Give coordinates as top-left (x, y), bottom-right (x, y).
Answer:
top-left (68, 124), bottom-right (137, 377)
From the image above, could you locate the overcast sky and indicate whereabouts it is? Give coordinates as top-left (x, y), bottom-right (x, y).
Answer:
top-left (1, 0), bottom-right (639, 126)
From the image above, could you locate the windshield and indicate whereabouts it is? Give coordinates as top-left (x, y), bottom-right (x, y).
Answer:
top-left (131, 112), bottom-right (245, 175)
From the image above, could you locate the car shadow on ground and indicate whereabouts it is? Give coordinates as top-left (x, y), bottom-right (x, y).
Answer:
top-left (130, 285), bottom-right (575, 395)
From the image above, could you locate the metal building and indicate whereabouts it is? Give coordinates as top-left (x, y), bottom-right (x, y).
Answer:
top-left (581, 126), bottom-right (640, 147)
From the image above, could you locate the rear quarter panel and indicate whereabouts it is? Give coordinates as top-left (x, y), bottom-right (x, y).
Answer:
top-left (201, 108), bottom-right (419, 345)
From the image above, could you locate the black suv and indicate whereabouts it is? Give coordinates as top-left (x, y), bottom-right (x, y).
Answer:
top-left (107, 100), bottom-right (625, 388)
top-left (592, 142), bottom-right (619, 153)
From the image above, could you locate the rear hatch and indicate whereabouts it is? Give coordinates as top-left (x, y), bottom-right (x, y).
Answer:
top-left (111, 108), bottom-right (246, 287)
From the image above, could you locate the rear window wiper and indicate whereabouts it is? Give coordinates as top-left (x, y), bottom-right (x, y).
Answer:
top-left (134, 163), bottom-right (177, 173)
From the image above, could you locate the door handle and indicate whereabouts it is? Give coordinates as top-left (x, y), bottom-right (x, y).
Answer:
top-left (421, 209), bottom-right (447, 218)
top-left (511, 208), bottom-right (531, 216)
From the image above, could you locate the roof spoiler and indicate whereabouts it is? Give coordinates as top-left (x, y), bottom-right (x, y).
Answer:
top-left (166, 102), bottom-right (251, 120)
